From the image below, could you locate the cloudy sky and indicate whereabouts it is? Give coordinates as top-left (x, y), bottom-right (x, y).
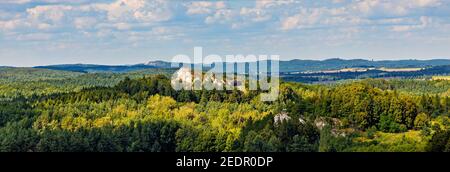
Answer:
top-left (0, 0), bottom-right (450, 66)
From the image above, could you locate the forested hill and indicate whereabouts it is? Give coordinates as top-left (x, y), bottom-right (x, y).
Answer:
top-left (32, 59), bottom-right (450, 73)
top-left (0, 67), bottom-right (84, 83)
top-left (1, 73), bottom-right (450, 152)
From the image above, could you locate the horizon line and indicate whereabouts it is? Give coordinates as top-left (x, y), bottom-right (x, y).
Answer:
top-left (1, 57), bottom-right (450, 68)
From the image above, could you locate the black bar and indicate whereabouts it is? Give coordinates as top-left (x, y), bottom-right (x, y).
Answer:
top-left (1, 153), bottom-right (448, 171)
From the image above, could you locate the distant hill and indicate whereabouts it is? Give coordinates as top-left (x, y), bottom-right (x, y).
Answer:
top-left (145, 60), bottom-right (172, 68)
top-left (35, 64), bottom-right (156, 73)
top-left (281, 65), bottom-right (450, 83)
top-left (278, 58), bottom-right (450, 72)
top-left (33, 58), bottom-right (450, 73)
top-left (34, 60), bottom-right (176, 73)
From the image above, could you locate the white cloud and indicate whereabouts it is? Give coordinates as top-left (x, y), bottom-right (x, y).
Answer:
top-left (114, 22), bottom-right (131, 30)
top-left (281, 15), bottom-right (300, 31)
top-left (205, 9), bottom-right (234, 24)
top-left (240, 7), bottom-right (271, 22)
top-left (91, 0), bottom-right (171, 23)
top-left (186, 1), bottom-right (236, 26)
top-left (413, 0), bottom-right (441, 7)
top-left (281, 8), bottom-right (327, 30)
top-left (73, 17), bottom-right (96, 29)
top-left (2, 5), bottom-right (76, 31)
top-left (0, 0), bottom-right (31, 4)
top-left (0, 0), bottom-right (173, 32)
top-left (351, 0), bottom-right (442, 17)
top-left (26, 5), bottom-right (73, 22)
top-left (279, 0), bottom-right (445, 31)
top-left (194, 0), bottom-right (295, 28)
top-left (0, 19), bottom-right (22, 30)
top-left (391, 16), bottom-right (433, 32)
top-left (255, 0), bottom-right (295, 8)
top-left (1, 0), bottom-right (449, 48)
top-left (0, 0), bottom-right (95, 4)
top-left (237, 0), bottom-right (294, 26)
top-left (185, 1), bottom-right (226, 15)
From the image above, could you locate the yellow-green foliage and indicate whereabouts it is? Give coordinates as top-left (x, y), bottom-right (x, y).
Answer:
top-left (32, 94), bottom-right (273, 151)
top-left (432, 76), bottom-right (450, 81)
top-left (431, 116), bottom-right (450, 130)
top-left (352, 130), bottom-right (429, 152)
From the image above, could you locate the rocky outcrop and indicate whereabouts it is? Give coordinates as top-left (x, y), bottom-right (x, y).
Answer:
top-left (314, 117), bottom-right (342, 130)
top-left (314, 117), bottom-right (351, 137)
top-left (171, 67), bottom-right (245, 90)
top-left (274, 111), bottom-right (291, 125)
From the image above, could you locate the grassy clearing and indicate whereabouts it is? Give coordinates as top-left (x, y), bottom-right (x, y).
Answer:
top-left (432, 76), bottom-right (450, 81)
top-left (351, 130), bottom-right (429, 152)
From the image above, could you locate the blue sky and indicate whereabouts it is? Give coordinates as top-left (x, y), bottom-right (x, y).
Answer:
top-left (0, 0), bottom-right (450, 66)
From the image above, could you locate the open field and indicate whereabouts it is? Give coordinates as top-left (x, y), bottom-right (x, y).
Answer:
top-left (432, 76), bottom-right (450, 81)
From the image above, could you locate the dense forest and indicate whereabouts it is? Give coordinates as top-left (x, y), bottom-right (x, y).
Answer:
top-left (0, 68), bottom-right (449, 152)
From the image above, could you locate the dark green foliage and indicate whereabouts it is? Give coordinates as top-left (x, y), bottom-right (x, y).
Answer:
top-left (318, 125), bottom-right (353, 152)
top-left (0, 120), bottom-right (180, 152)
top-left (0, 118), bottom-right (38, 152)
top-left (426, 128), bottom-right (450, 152)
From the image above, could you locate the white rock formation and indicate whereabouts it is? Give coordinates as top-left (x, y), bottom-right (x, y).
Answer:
top-left (274, 111), bottom-right (291, 125)
top-left (171, 67), bottom-right (245, 91)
